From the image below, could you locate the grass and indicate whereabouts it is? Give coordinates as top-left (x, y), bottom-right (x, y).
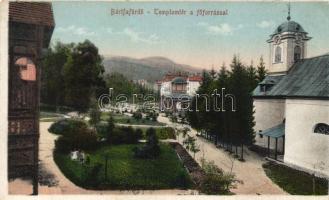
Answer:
top-left (39, 112), bottom-right (66, 122)
top-left (40, 117), bottom-right (63, 122)
top-left (54, 143), bottom-right (193, 190)
top-left (96, 122), bottom-right (175, 140)
top-left (263, 162), bottom-right (328, 195)
top-left (139, 127), bottom-right (176, 140)
top-left (101, 112), bottom-right (165, 126)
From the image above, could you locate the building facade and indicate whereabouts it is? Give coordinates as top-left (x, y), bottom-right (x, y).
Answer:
top-left (253, 14), bottom-right (329, 178)
top-left (158, 72), bottom-right (202, 111)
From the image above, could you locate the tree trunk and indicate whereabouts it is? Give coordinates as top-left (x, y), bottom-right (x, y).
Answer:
top-left (104, 157), bottom-right (108, 180)
top-left (312, 175), bottom-right (316, 194)
top-left (241, 144), bottom-right (244, 160)
top-left (215, 135), bottom-right (218, 145)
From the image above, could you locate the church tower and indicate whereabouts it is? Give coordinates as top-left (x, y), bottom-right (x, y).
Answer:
top-left (267, 5), bottom-right (311, 75)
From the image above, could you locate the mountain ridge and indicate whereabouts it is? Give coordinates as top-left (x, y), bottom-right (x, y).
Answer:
top-left (102, 56), bottom-right (201, 83)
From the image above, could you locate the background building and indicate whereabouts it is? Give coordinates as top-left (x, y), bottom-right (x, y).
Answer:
top-left (158, 71), bottom-right (202, 111)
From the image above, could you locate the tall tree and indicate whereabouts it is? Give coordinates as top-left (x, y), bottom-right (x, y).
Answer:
top-left (256, 56), bottom-right (267, 82)
top-left (63, 40), bottom-right (105, 113)
top-left (214, 63), bottom-right (229, 147)
top-left (246, 60), bottom-right (258, 89)
top-left (89, 98), bottom-right (101, 130)
top-left (41, 42), bottom-right (74, 109)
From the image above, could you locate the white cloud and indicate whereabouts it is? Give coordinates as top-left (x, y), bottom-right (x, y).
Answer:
top-left (207, 23), bottom-right (233, 35)
top-left (198, 22), bottom-right (244, 36)
top-left (197, 22), bottom-right (209, 27)
top-left (256, 20), bottom-right (275, 28)
top-left (57, 25), bottom-right (96, 36)
top-left (106, 27), bottom-right (114, 34)
top-left (122, 28), bottom-right (160, 44)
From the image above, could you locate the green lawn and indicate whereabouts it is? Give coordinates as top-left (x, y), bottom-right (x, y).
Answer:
top-left (54, 143), bottom-right (193, 190)
top-left (263, 162), bottom-right (328, 195)
top-left (96, 122), bottom-right (175, 140)
top-left (40, 112), bottom-right (65, 122)
top-left (139, 127), bottom-right (176, 140)
top-left (101, 112), bottom-right (165, 126)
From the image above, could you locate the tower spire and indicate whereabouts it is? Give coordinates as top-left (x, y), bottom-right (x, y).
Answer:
top-left (287, 2), bottom-right (291, 21)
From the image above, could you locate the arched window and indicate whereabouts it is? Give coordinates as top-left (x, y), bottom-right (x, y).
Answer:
top-left (275, 46), bottom-right (282, 63)
top-left (15, 57), bottom-right (36, 81)
top-left (314, 123), bottom-right (329, 135)
top-left (294, 46), bottom-right (301, 62)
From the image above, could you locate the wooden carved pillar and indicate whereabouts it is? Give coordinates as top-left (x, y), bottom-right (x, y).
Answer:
top-left (8, 2), bottom-right (54, 195)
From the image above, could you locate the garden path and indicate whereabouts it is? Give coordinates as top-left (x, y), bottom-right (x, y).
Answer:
top-left (157, 114), bottom-right (287, 195)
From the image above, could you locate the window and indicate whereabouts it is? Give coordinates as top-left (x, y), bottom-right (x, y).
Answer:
top-left (275, 46), bottom-right (282, 63)
top-left (15, 57), bottom-right (36, 81)
top-left (314, 123), bottom-right (329, 135)
top-left (294, 46), bottom-right (301, 62)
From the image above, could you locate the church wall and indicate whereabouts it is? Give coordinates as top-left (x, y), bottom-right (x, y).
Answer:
top-left (254, 99), bottom-right (285, 152)
top-left (284, 99), bottom-right (329, 178)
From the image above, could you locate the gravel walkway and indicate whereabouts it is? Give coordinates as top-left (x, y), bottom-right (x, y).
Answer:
top-left (157, 114), bottom-right (287, 195)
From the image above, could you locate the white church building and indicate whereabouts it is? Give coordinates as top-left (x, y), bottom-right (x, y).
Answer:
top-left (253, 14), bottom-right (329, 178)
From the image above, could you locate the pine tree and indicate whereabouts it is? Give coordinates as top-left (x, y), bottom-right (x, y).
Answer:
top-left (229, 55), bottom-right (255, 159)
top-left (247, 60), bottom-right (258, 89)
top-left (214, 63), bottom-right (229, 146)
top-left (209, 66), bottom-right (217, 79)
top-left (256, 56), bottom-right (267, 83)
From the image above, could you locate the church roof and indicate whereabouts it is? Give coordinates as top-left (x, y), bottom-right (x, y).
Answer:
top-left (272, 20), bottom-right (306, 36)
top-left (253, 54), bottom-right (329, 99)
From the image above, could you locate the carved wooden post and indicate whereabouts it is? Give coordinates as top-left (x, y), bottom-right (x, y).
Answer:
top-left (8, 2), bottom-right (54, 195)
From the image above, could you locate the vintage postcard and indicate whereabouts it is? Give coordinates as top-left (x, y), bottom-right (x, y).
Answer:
top-left (0, 0), bottom-right (328, 199)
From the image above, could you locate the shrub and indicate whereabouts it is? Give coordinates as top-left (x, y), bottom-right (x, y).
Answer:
top-left (132, 111), bottom-right (142, 121)
top-left (199, 159), bottom-right (237, 194)
top-left (156, 127), bottom-right (176, 139)
top-left (55, 136), bottom-right (73, 153)
top-left (107, 126), bottom-right (142, 144)
top-left (133, 128), bottom-right (160, 159)
top-left (95, 122), bottom-right (107, 137)
top-left (146, 111), bottom-right (158, 122)
top-left (135, 128), bottom-right (143, 140)
top-left (49, 119), bottom-right (88, 137)
top-left (85, 163), bottom-right (103, 188)
top-left (54, 125), bottom-right (98, 153)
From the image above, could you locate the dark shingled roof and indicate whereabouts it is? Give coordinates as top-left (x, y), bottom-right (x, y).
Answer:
top-left (272, 20), bottom-right (306, 36)
top-left (253, 54), bottom-right (329, 99)
top-left (9, 2), bottom-right (54, 27)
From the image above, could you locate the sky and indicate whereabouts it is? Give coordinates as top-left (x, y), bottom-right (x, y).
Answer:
top-left (51, 1), bottom-right (329, 70)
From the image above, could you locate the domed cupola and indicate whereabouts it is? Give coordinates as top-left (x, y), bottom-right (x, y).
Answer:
top-left (272, 20), bottom-right (306, 36)
top-left (267, 5), bottom-right (312, 75)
